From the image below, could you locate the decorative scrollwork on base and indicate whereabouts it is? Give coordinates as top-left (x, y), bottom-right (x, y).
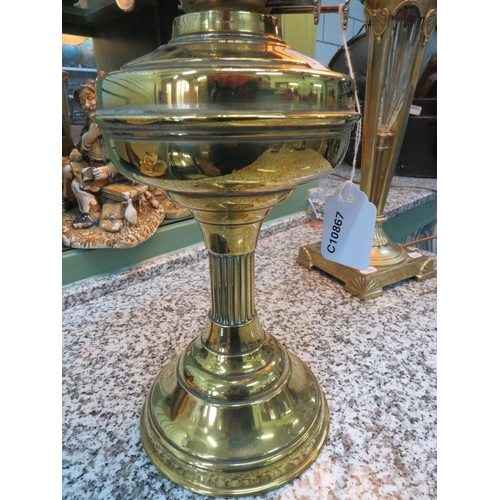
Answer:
top-left (416, 258), bottom-right (436, 281)
top-left (296, 246), bottom-right (314, 270)
top-left (344, 276), bottom-right (383, 300)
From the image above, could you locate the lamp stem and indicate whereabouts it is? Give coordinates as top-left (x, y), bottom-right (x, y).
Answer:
top-left (209, 252), bottom-right (256, 325)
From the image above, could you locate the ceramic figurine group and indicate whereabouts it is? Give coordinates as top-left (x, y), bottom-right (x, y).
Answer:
top-left (62, 76), bottom-right (190, 249)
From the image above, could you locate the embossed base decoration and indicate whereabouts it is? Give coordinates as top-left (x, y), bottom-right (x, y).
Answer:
top-left (297, 241), bottom-right (435, 300)
top-left (140, 341), bottom-right (329, 498)
top-left (62, 201), bottom-right (165, 249)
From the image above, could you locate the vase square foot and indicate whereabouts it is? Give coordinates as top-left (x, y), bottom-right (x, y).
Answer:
top-left (297, 241), bottom-right (435, 300)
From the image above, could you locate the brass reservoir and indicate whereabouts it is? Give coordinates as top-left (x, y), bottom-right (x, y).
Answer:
top-left (93, 9), bottom-right (359, 210)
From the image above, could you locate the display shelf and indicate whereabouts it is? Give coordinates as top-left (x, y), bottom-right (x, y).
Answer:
top-left (62, 183), bottom-right (314, 287)
top-left (62, 66), bottom-right (96, 72)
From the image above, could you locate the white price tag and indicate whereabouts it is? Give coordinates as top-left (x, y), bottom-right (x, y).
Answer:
top-left (407, 251), bottom-right (422, 259)
top-left (410, 104), bottom-right (422, 116)
top-left (359, 266), bottom-right (377, 275)
top-left (321, 181), bottom-right (376, 270)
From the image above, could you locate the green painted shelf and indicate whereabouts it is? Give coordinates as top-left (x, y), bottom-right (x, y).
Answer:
top-left (62, 184), bottom-right (313, 288)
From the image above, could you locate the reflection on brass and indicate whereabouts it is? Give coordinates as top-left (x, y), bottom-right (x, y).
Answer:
top-left (298, 0), bottom-right (437, 297)
top-left (94, 2), bottom-right (358, 496)
top-left (139, 151), bottom-right (168, 177)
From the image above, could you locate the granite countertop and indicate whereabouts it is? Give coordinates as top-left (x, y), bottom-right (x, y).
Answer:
top-left (62, 178), bottom-right (437, 499)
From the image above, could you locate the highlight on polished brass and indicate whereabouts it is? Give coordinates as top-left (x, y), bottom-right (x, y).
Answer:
top-left (298, 0), bottom-right (437, 300)
top-left (93, 0), bottom-right (359, 496)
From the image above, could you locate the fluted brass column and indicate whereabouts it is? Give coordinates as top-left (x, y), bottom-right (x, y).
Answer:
top-left (209, 252), bottom-right (256, 325)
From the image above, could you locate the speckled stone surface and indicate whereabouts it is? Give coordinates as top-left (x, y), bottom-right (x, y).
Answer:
top-left (62, 214), bottom-right (437, 499)
top-left (62, 212), bottom-right (310, 312)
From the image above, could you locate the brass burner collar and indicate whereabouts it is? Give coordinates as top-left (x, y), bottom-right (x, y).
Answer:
top-left (172, 10), bottom-right (282, 39)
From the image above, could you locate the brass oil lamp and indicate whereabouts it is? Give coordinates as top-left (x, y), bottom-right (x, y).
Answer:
top-left (93, 0), bottom-right (359, 495)
top-left (297, 0), bottom-right (437, 300)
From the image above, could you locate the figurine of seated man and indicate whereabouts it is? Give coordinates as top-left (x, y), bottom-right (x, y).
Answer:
top-left (63, 77), bottom-right (123, 229)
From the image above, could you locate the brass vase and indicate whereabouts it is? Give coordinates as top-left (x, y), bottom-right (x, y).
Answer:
top-left (360, 0), bottom-right (437, 267)
top-left (297, 0), bottom-right (437, 300)
top-left (93, 1), bottom-right (359, 495)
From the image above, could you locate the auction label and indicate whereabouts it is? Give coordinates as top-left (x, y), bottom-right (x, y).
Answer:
top-left (321, 181), bottom-right (376, 270)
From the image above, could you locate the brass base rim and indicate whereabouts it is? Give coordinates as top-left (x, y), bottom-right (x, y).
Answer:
top-left (140, 351), bottom-right (330, 497)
